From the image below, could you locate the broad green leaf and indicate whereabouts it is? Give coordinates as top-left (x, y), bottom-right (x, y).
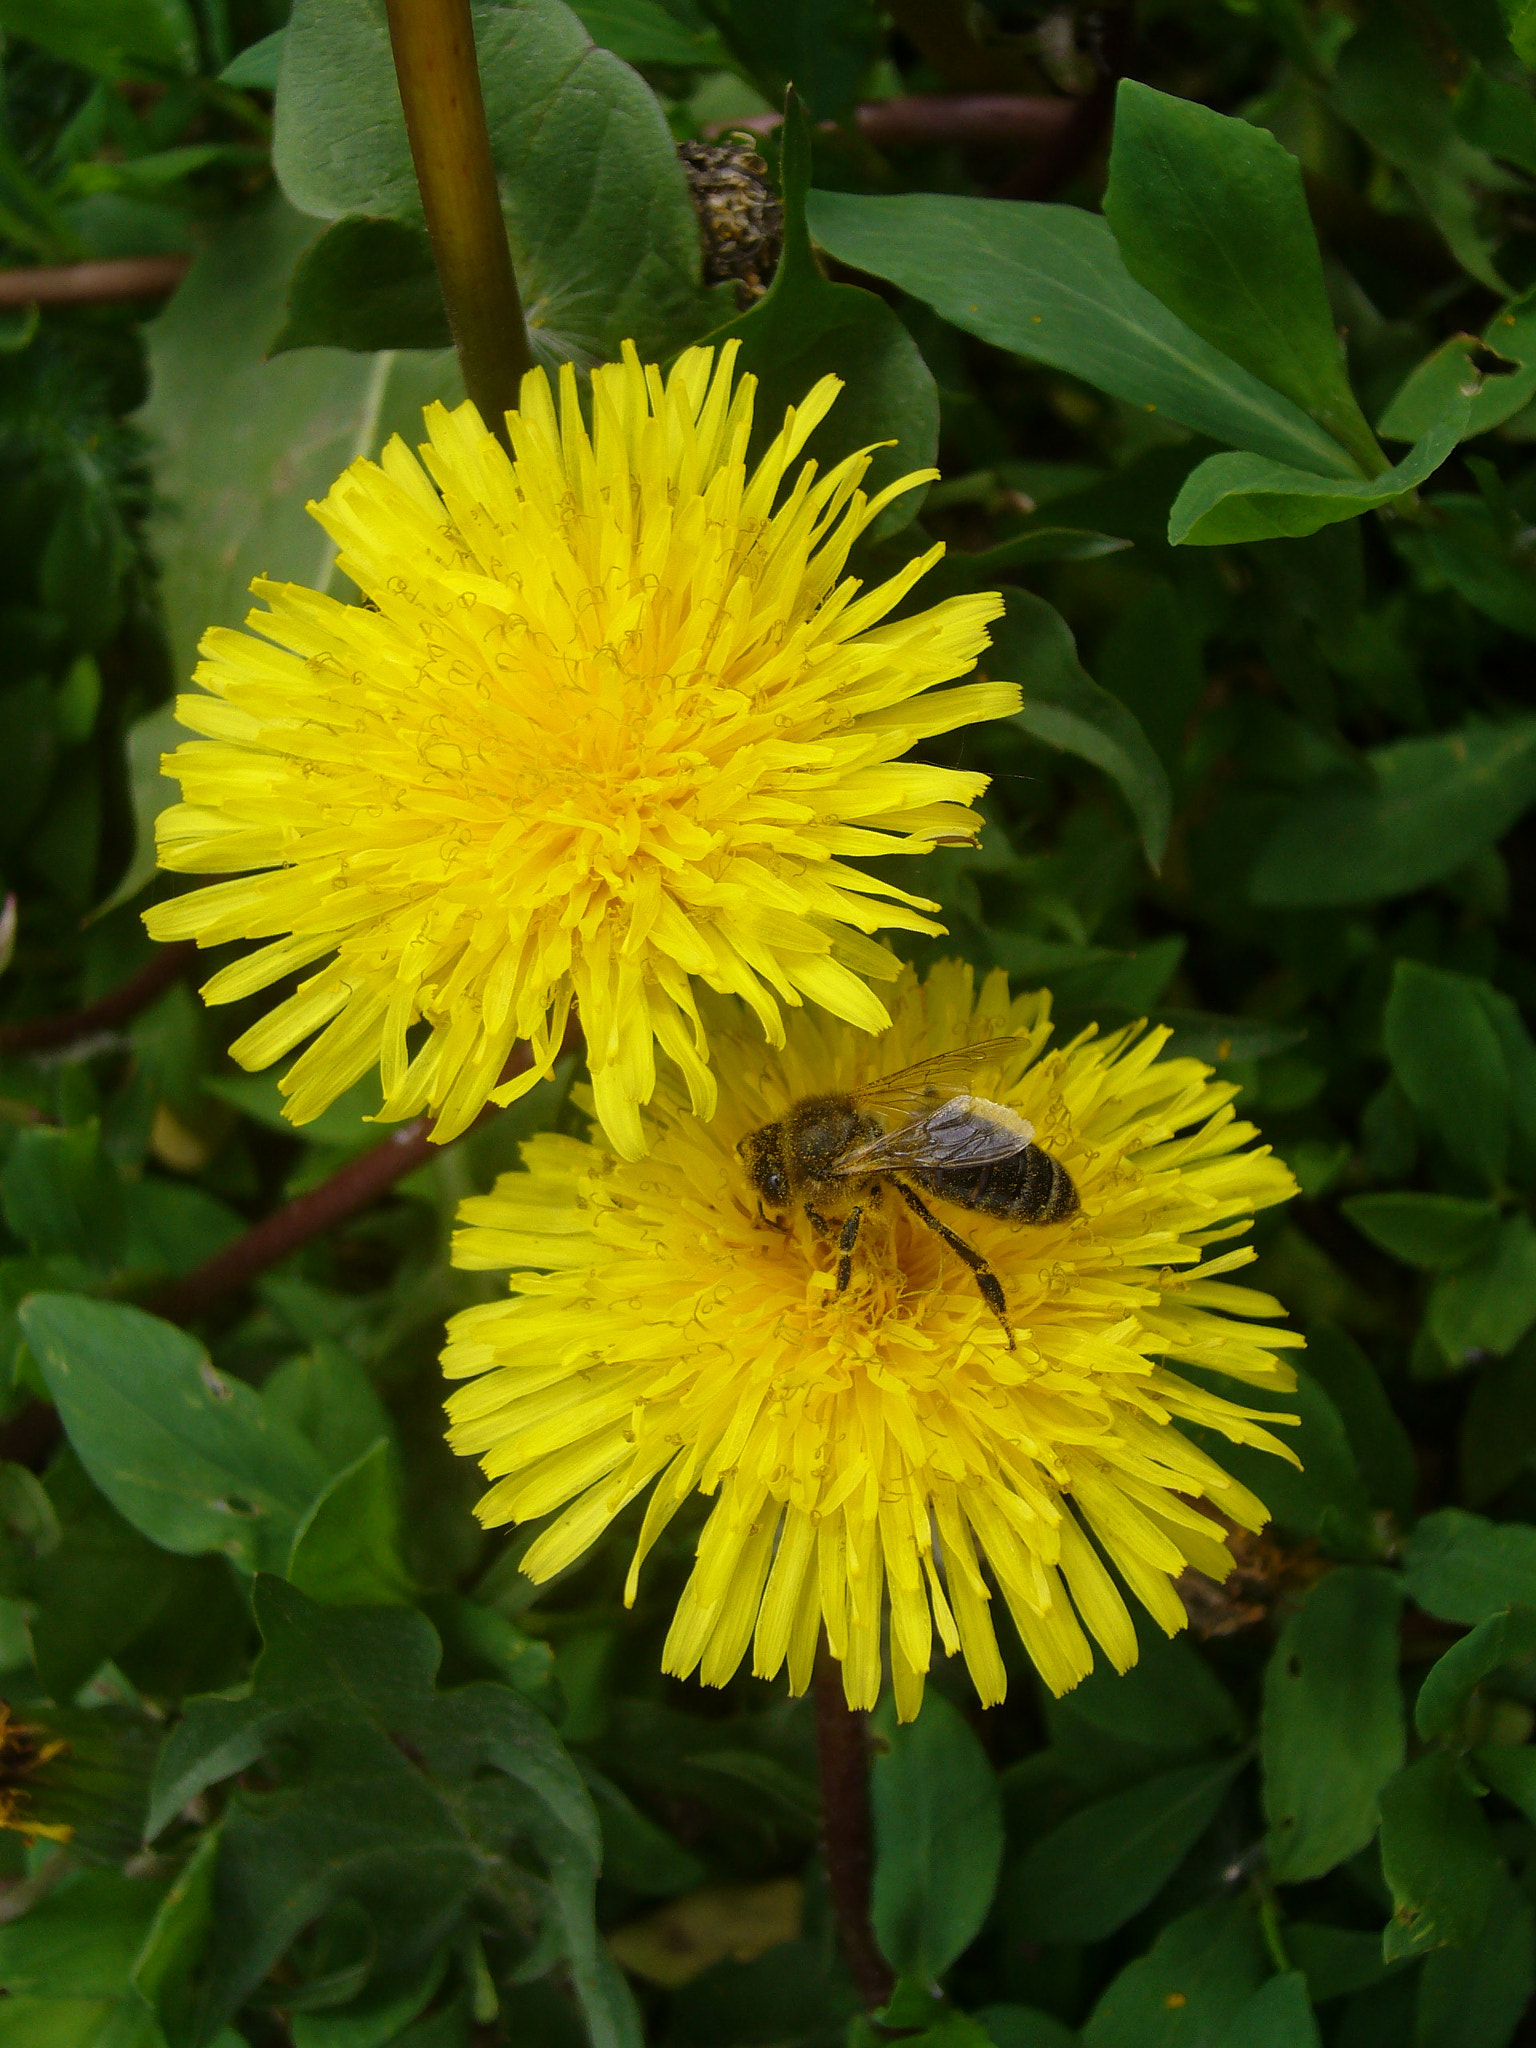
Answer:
top-left (1461, 1337), bottom-right (1536, 1504)
top-left (1083, 1898), bottom-right (1268, 2048)
top-left (1379, 1752), bottom-right (1503, 1961)
top-left (1211, 1973), bottom-right (1320, 2048)
top-left (0, 0), bottom-right (196, 78)
top-left (1250, 719), bottom-right (1536, 906)
top-left (1474, 986), bottom-right (1536, 1179)
top-left (1428, 1217), bottom-right (1536, 1366)
top-left (1167, 404), bottom-right (1465, 547)
top-left (0, 1121), bottom-right (124, 1271)
top-left (1385, 961), bottom-right (1510, 1190)
top-left (1378, 293), bottom-right (1536, 444)
top-left (1409, 495), bottom-right (1536, 639)
top-left (1179, 1361), bottom-right (1374, 1556)
top-left (1301, 1323), bottom-right (1415, 1518)
top-left (1455, 64), bottom-right (1536, 174)
top-left (870, 1688), bottom-right (1005, 1981)
top-left (148, 1579), bottom-right (624, 2046)
top-left (581, 1765), bottom-right (706, 1897)
top-left (702, 96), bottom-right (937, 526)
top-left (1286, 1923), bottom-right (1400, 2003)
top-left (1054, 1623), bottom-right (1243, 1758)
top-left (1262, 1568), bottom-right (1405, 1882)
top-left (132, 1825), bottom-right (220, 2048)
top-left (1404, 1508), bottom-right (1536, 1623)
top-left (1010, 1754), bottom-right (1245, 1943)
top-left (804, 190), bottom-right (1357, 476)
top-left (986, 590), bottom-right (1171, 867)
top-left (571, 0), bottom-right (729, 64)
top-left (220, 26), bottom-right (284, 87)
top-left (274, 0), bottom-right (720, 365)
top-left (20, 1295), bottom-right (328, 1573)
top-left (1103, 83), bottom-right (1380, 475)
top-left (1342, 1193), bottom-right (1503, 1271)
top-left (1415, 1873), bottom-right (1535, 2048)
top-left (705, 0), bottom-right (879, 120)
top-left (1416, 1607), bottom-right (1536, 1741)
top-left (0, 1866), bottom-right (166, 1997)
top-left (139, 192), bottom-right (460, 689)
top-left (1331, 4), bottom-right (1509, 289)
top-left (272, 217), bottom-right (447, 357)
top-left (262, 1346), bottom-right (394, 1475)
top-left (290, 1951), bottom-right (447, 2047)
top-left (976, 2009), bottom-right (1078, 2048)
top-left (286, 1439), bottom-right (414, 1607)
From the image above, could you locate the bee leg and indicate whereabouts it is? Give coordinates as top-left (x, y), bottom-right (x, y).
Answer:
top-left (891, 1178), bottom-right (1015, 1351)
top-left (834, 1206), bottom-right (864, 1294)
top-left (804, 1204), bottom-right (835, 1239)
top-left (757, 1201), bottom-right (788, 1231)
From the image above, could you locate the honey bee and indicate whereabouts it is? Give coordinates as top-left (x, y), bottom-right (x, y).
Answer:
top-left (738, 1036), bottom-right (1078, 1350)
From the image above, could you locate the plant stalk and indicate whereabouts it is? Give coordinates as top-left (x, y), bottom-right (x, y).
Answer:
top-left (813, 1647), bottom-right (895, 2013)
top-left (383, 0), bottom-right (533, 447)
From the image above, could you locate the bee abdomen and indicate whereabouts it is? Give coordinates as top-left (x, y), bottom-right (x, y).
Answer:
top-left (914, 1144), bottom-right (1078, 1224)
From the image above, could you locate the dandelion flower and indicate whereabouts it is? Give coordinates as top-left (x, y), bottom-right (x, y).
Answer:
top-left (444, 960), bottom-right (1302, 1719)
top-left (143, 343), bottom-right (1017, 1157)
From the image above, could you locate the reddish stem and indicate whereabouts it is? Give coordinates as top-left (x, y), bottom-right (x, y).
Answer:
top-left (814, 1648), bottom-right (895, 2012)
top-left (0, 943), bottom-right (198, 1057)
top-left (0, 257), bottom-right (190, 307)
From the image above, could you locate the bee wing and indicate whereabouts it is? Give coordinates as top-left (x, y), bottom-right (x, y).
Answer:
top-left (834, 1095), bottom-right (1036, 1176)
top-left (848, 1034), bottom-right (1029, 1117)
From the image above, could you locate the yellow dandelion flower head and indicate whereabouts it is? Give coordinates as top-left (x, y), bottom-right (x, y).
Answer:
top-left (144, 341), bottom-right (1018, 1157)
top-left (444, 959), bottom-right (1303, 1721)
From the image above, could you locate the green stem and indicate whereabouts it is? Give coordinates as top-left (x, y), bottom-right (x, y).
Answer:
top-left (383, 0), bottom-right (533, 448)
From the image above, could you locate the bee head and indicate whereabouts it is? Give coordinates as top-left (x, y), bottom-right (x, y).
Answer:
top-left (738, 1122), bottom-right (790, 1207)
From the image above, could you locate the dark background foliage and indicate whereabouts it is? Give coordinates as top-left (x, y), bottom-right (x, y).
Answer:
top-left (1, 0), bottom-right (1536, 2042)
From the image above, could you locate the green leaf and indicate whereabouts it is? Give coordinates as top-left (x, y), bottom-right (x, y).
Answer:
top-left (1083, 1898), bottom-right (1268, 2048)
top-left (1054, 1623), bottom-right (1244, 1759)
top-left (1211, 1974), bottom-right (1321, 2048)
top-left (1379, 1752), bottom-right (1503, 1961)
top-left (273, 0), bottom-right (720, 365)
top-left (1342, 1193), bottom-right (1504, 1271)
top-left (805, 190), bottom-right (1357, 476)
top-left (1301, 1323), bottom-right (1416, 1518)
top-left (1385, 961), bottom-right (1510, 1190)
top-left (150, 1578), bottom-right (625, 2045)
top-left (0, 1121), bottom-right (124, 1271)
top-left (1378, 296), bottom-right (1536, 445)
top-left (975, 2008), bottom-right (1078, 2048)
top-left (20, 1295), bottom-right (328, 1573)
top-left (1262, 1568), bottom-right (1405, 1883)
top-left (0, 0), bottom-right (197, 79)
top-left (870, 1688), bottom-right (1005, 1981)
top-left (1331, 4), bottom-right (1508, 289)
top-left (262, 1346), bottom-right (394, 1475)
top-left (286, 1438), bottom-right (414, 1607)
top-left (1250, 719), bottom-right (1536, 906)
top-left (272, 217), bottom-right (448, 357)
top-left (986, 590), bottom-right (1171, 867)
top-left (702, 96), bottom-right (937, 528)
top-left (220, 26), bottom-right (285, 87)
top-left (1427, 1216), bottom-right (1536, 1365)
top-left (1415, 1872), bottom-right (1535, 2048)
top-left (1455, 64), bottom-right (1536, 174)
top-left (1167, 404), bottom-right (1465, 547)
top-left (704, 0), bottom-right (879, 120)
top-left (1404, 1508), bottom-right (1536, 1623)
top-left (0, 1867), bottom-right (167, 2013)
top-left (139, 192), bottom-right (461, 690)
top-left (131, 1825), bottom-right (220, 2048)
top-left (1010, 1754), bottom-right (1245, 1943)
top-left (1416, 1607), bottom-right (1536, 1742)
top-left (571, 0), bottom-right (729, 65)
top-left (1179, 1360), bottom-right (1375, 1555)
top-left (581, 1765), bottom-right (706, 1897)
top-left (1103, 83), bottom-right (1381, 476)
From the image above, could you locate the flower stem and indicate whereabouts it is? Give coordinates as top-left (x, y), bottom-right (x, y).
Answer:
top-left (383, 0), bottom-right (532, 446)
top-left (813, 1647), bottom-right (895, 2012)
